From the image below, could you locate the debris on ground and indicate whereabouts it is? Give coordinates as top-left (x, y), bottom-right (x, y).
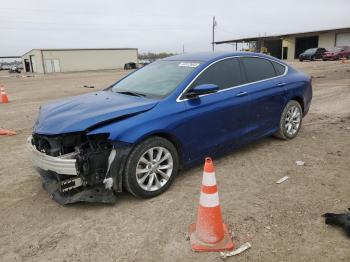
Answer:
top-left (296, 160), bottom-right (305, 166)
top-left (0, 128), bottom-right (16, 136)
top-left (323, 210), bottom-right (350, 238)
top-left (82, 85), bottom-right (95, 88)
top-left (276, 176), bottom-right (289, 184)
top-left (220, 242), bottom-right (252, 259)
top-left (312, 75), bottom-right (326, 79)
top-left (184, 232), bottom-right (190, 241)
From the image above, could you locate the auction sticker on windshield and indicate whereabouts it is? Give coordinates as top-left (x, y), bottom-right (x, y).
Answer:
top-left (178, 62), bottom-right (200, 68)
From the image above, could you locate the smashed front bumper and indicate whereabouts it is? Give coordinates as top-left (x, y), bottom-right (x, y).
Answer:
top-left (26, 135), bottom-right (121, 204)
top-left (26, 137), bottom-right (78, 176)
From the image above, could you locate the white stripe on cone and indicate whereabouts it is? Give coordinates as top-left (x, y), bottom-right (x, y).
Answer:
top-left (202, 171), bottom-right (217, 186)
top-left (200, 192), bottom-right (220, 207)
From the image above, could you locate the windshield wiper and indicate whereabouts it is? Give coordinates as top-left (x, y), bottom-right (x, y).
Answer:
top-left (116, 91), bottom-right (146, 97)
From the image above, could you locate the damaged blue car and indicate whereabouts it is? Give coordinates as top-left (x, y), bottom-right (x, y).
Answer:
top-left (27, 52), bottom-right (312, 204)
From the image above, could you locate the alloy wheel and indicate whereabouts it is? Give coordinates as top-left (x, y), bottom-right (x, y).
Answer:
top-left (285, 105), bottom-right (301, 136)
top-left (136, 147), bottom-right (173, 191)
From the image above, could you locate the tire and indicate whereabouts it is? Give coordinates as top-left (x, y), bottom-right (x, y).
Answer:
top-left (299, 59), bottom-right (303, 62)
top-left (311, 55), bottom-right (315, 61)
top-left (274, 100), bottom-right (303, 140)
top-left (123, 136), bottom-right (179, 198)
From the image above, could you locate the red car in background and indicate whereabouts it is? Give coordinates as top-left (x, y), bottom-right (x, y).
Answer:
top-left (322, 46), bottom-right (350, 60)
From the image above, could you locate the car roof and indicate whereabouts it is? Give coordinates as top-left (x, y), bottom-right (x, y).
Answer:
top-left (162, 51), bottom-right (281, 63)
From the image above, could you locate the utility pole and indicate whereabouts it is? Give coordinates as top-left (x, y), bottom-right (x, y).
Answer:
top-left (182, 44), bottom-right (185, 54)
top-left (212, 16), bottom-right (217, 52)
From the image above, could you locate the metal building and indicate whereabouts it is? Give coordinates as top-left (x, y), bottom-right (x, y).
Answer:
top-left (215, 27), bottom-right (350, 60)
top-left (21, 48), bottom-right (138, 73)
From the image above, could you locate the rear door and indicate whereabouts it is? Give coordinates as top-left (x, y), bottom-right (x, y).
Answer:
top-left (240, 57), bottom-right (288, 136)
top-left (180, 57), bottom-right (252, 161)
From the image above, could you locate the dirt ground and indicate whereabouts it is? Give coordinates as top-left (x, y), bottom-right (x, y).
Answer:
top-left (0, 60), bottom-right (349, 262)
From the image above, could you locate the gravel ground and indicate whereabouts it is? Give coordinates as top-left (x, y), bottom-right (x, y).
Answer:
top-left (0, 60), bottom-right (349, 262)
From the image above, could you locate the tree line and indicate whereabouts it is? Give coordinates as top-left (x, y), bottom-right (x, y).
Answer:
top-left (138, 52), bottom-right (177, 61)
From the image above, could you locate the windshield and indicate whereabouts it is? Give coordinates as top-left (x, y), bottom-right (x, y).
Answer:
top-left (111, 60), bottom-right (201, 99)
top-left (329, 47), bottom-right (342, 52)
top-left (304, 48), bottom-right (317, 54)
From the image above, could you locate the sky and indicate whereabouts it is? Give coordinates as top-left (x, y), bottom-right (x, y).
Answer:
top-left (0, 0), bottom-right (349, 56)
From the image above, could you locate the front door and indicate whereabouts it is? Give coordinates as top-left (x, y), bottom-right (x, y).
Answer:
top-left (180, 57), bottom-right (252, 161)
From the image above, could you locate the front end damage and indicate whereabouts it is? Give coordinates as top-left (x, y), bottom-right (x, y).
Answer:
top-left (27, 132), bottom-right (132, 204)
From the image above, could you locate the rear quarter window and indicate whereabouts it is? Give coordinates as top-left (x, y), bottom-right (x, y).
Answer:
top-left (271, 61), bottom-right (286, 76)
top-left (241, 57), bottom-right (277, 82)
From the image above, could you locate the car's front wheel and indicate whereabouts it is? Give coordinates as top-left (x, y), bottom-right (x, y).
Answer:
top-left (123, 136), bottom-right (179, 198)
top-left (274, 100), bottom-right (303, 140)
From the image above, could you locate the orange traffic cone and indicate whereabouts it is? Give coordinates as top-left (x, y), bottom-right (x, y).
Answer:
top-left (188, 157), bottom-right (234, 252)
top-left (1, 87), bottom-right (9, 103)
top-left (0, 128), bottom-right (16, 136)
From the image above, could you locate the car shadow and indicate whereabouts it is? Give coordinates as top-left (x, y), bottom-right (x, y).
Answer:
top-left (176, 135), bottom-right (280, 181)
top-left (67, 135), bottom-right (283, 209)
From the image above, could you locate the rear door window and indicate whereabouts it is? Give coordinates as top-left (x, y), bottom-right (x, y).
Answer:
top-left (241, 57), bottom-right (277, 83)
top-left (189, 57), bottom-right (244, 91)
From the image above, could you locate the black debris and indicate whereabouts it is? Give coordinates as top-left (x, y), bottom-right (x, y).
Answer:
top-left (323, 210), bottom-right (350, 238)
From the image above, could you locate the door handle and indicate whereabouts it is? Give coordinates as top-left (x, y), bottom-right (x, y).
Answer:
top-left (236, 91), bottom-right (248, 97)
top-left (277, 82), bottom-right (286, 87)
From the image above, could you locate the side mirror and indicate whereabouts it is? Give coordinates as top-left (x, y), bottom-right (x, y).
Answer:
top-left (185, 84), bottom-right (219, 98)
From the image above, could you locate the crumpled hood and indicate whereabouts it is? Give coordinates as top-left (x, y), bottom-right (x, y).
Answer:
top-left (34, 90), bottom-right (158, 135)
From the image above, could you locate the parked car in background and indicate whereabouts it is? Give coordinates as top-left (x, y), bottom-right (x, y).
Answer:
top-left (124, 62), bottom-right (137, 70)
top-left (8, 66), bottom-right (21, 74)
top-left (1, 65), bottom-right (11, 70)
top-left (27, 52), bottom-right (312, 204)
top-left (322, 46), bottom-right (350, 60)
top-left (299, 48), bottom-right (327, 61)
top-left (138, 59), bottom-right (151, 67)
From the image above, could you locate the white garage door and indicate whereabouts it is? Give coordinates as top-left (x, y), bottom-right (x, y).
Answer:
top-left (336, 33), bottom-right (350, 46)
top-left (45, 59), bottom-right (61, 73)
top-left (45, 60), bottom-right (53, 73)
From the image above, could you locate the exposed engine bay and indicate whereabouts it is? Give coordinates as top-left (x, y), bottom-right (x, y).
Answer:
top-left (28, 132), bottom-right (132, 204)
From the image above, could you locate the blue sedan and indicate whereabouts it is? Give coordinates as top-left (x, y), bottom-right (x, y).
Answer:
top-left (28, 52), bottom-right (312, 204)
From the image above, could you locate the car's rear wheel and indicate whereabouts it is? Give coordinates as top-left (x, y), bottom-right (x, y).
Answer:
top-left (123, 137), bottom-right (179, 198)
top-left (274, 100), bottom-right (303, 140)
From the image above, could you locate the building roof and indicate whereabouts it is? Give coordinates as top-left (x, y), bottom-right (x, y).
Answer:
top-left (163, 51), bottom-right (283, 63)
top-left (22, 48), bottom-right (138, 57)
top-left (215, 26), bottom-right (350, 44)
top-left (163, 52), bottom-right (233, 61)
